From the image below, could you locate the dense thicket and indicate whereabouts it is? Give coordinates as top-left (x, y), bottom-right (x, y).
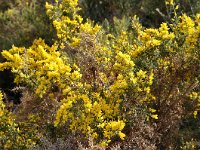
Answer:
top-left (0, 0), bottom-right (199, 149)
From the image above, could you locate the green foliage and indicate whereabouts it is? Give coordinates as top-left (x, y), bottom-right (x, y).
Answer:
top-left (0, 0), bottom-right (55, 51)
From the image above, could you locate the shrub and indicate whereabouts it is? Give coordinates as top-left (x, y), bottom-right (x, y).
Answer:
top-left (0, 0), bottom-right (199, 149)
top-left (0, 90), bottom-right (39, 149)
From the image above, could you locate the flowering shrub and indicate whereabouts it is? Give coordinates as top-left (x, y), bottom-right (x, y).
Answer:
top-left (0, 0), bottom-right (199, 149)
top-left (0, 91), bottom-right (39, 149)
top-left (0, 0), bottom-right (156, 147)
top-left (130, 9), bottom-right (200, 149)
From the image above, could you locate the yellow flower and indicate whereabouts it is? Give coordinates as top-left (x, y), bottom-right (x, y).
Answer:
top-left (71, 71), bottom-right (82, 80)
top-left (165, 0), bottom-right (174, 5)
top-left (194, 111), bottom-right (198, 118)
top-left (144, 87), bottom-right (151, 94)
top-left (62, 86), bottom-right (71, 95)
top-left (151, 114), bottom-right (158, 119)
top-left (136, 70), bottom-right (146, 78)
top-left (110, 121), bottom-right (125, 131)
top-left (91, 132), bottom-right (98, 139)
top-left (70, 37), bottom-right (80, 47)
top-left (100, 141), bottom-right (108, 147)
top-left (119, 131), bottom-right (126, 140)
top-left (0, 91), bottom-right (3, 100)
top-left (149, 108), bottom-right (156, 113)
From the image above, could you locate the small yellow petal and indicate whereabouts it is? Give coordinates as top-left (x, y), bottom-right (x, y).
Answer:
top-left (151, 114), bottom-right (158, 119)
top-left (194, 111), bottom-right (198, 118)
top-left (119, 131), bottom-right (126, 140)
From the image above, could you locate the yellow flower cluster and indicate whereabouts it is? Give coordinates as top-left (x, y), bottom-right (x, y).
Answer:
top-left (46, 0), bottom-right (101, 47)
top-left (165, 0), bottom-right (174, 5)
top-left (113, 51), bottom-right (135, 72)
top-left (0, 91), bottom-right (37, 149)
top-left (132, 22), bottom-right (175, 57)
top-left (0, 38), bottom-right (82, 98)
top-left (131, 12), bottom-right (200, 84)
top-left (55, 91), bottom-right (125, 146)
top-left (0, 92), bottom-right (5, 117)
top-left (129, 20), bottom-right (175, 58)
top-left (178, 14), bottom-right (200, 49)
top-left (159, 23), bottom-right (175, 40)
top-left (46, 0), bottom-right (82, 43)
top-left (190, 92), bottom-right (200, 118)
